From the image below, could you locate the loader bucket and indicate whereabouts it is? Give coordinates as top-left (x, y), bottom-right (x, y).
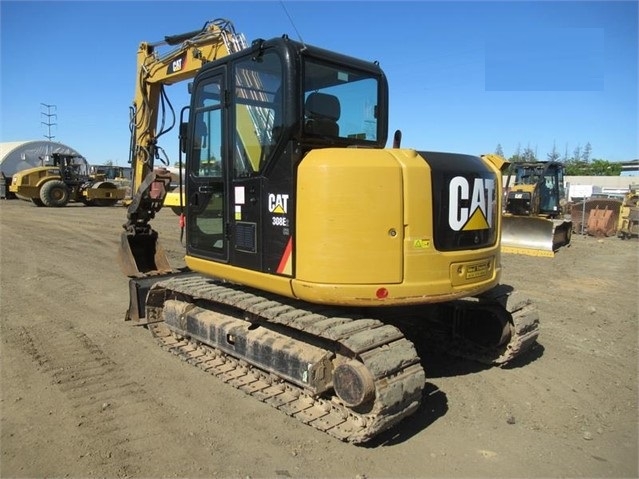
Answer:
top-left (501, 215), bottom-right (572, 257)
top-left (118, 229), bottom-right (173, 277)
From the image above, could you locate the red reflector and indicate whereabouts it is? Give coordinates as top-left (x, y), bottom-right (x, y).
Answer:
top-left (376, 288), bottom-right (389, 299)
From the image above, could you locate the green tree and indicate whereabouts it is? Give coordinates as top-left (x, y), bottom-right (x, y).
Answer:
top-left (547, 142), bottom-right (560, 162)
top-left (509, 143), bottom-right (523, 163)
top-left (608, 161), bottom-right (623, 175)
top-left (582, 142), bottom-right (592, 163)
top-left (522, 145), bottom-right (537, 162)
top-left (495, 143), bottom-right (504, 157)
top-left (564, 160), bottom-right (588, 175)
top-left (590, 159), bottom-right (621, 176)
top-left (565, 144), bottom-right (590, 175)
top-left (564, 157), bottom-right (621, 176)
top-left (572, 144), bottom-right (582, 163)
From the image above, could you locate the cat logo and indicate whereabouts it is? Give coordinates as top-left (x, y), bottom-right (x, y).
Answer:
top-left (167, 53), bottom-right (187, 74)
top-left (268, 193), bottom-right (289, 214)
top-left (448, 176), bottom-right (495, 232)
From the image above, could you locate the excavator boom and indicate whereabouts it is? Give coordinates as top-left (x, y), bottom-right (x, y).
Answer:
top-left (119, 19), bottom-right (247, 276)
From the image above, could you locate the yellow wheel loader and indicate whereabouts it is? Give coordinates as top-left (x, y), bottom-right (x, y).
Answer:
top-left (502, 161), bottom-right (572, 257)
top-left (10, 153), bottom-right (126, 207)
top-left (617, 187), bottom-right (639, 239)
top-left (118, 19), bottom-right (540, 444)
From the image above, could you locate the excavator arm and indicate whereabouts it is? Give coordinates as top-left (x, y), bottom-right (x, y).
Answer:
top-left (119, 19), bottom-right (247, 277)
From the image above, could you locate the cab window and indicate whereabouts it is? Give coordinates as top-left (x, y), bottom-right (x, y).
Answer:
top-left (233, 52), bottom-right (283, 177)
top-left (303, 60), bottom-right (379, 142)
top-left (191, 79), bottom-right (223, 178)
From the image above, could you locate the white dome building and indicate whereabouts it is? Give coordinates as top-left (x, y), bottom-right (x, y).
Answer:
top-left (0, 140), bottom-right (87, 177)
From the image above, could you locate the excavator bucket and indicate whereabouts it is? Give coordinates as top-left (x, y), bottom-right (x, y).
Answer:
top-left (118, 168), bottom-right (175, 278)
top-left (501, 215), bottom-right (572, 257)
top-left (118, 229), bottom-right (178, 323)
top-left (118, 229), bottom-right (173, 277)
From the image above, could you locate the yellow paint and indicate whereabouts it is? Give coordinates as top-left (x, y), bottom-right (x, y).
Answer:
top-left (296, 148), bottom-right (403, 284)
top-left (502, 245), bottom-right (555, 257)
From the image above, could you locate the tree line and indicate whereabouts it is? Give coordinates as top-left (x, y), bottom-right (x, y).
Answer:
top-left (494, 142), bottom-right (623, 176)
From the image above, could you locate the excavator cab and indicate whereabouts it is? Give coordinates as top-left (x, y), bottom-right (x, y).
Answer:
top-left (178, 38), bottom-right (388, 285)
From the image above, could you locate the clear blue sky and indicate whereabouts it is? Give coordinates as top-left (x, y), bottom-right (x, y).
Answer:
top-left (1, 1), bottom-right (637, 164)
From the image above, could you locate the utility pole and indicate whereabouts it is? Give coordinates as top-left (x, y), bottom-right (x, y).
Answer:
top-left (40, 103), bottom-right (57, 157)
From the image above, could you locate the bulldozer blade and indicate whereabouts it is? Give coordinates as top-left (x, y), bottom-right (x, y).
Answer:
top-left (501, 216), bottom-right (571, 258)
top-left (118, 229), bottom-right (173, 277)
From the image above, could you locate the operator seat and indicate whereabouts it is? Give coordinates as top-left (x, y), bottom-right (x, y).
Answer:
top-left (304, 92), bottom-right (340, 137)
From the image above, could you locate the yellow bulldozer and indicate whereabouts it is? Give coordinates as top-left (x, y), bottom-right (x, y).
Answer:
top-left (502, 161), bottom-right (572, 257)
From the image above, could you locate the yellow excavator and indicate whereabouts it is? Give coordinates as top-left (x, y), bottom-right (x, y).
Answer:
top-left (502, 161), bottom-right (572, 257)
top-left (118, 18), bottom-right (540, 444)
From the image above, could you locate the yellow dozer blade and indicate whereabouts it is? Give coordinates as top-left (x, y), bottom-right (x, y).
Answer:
top-left (501, 215), bottom-right (572, 257)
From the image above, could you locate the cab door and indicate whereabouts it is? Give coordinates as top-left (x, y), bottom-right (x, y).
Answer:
top-left (186, 68), bottom-right (229, 262)
top-left (228, 51), bottom-right (285, 273)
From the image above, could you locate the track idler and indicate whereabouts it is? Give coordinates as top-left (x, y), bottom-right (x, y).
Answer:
top-left (451, 285), bottom-right (540, 365)
top-left (445, 300), bottom-right (514, 358)
top-left (332, 360), bottom-right (376, 408)
top-left (381, 285), bottom-right (540, 366)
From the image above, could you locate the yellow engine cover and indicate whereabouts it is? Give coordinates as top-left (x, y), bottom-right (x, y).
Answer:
top-left (291, 148), bottom-right (503, 305)
top-left (296, 149), bottom-right (404, 284)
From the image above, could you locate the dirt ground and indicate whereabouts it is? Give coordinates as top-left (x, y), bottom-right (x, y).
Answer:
top-left (1, 199), bottom-right (637, 479)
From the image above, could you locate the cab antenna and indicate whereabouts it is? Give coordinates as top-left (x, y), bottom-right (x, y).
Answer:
top-left (280, 1), bottom-right (305, 48)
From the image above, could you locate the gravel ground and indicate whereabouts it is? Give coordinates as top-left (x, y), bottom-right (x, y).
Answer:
top-left (1, 199), bottom-right (637, 478)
